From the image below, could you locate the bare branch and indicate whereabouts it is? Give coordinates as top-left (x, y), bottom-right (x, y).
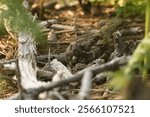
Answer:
top-left (36, 56), bottom-right (130, 93)
top-left (78, 70), bottom-right (93, 99)
top-left (17, 32), bottom-right (50, 99)
top-left (51, 24), bottom-right (74, 30)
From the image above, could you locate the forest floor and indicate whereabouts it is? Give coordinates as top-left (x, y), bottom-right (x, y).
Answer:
top-left (0, 1), bottom-right (146, 99)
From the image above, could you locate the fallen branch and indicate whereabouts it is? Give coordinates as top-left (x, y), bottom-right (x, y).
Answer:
top-left (78, 70), bottom-right (93, 99)
top-left (40, 19), bottom-right (59, 27)
top-left (36, 55), bottom-right (131, 94)
top-left (51, 24), bottom-right (74, 30)
top-left (7, 55), bottom-right (130, 100)
top-left (17, 32), bottom-right (49, 99)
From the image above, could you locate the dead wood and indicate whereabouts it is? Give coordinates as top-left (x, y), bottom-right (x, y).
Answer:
top-left (77, 70), bottom-right (93, 100)
top-left (51, 24), bottom-right (75, 30)
top-left (36, 56), bottom-right (130, 94)
top-left (40, 19), bottom-right (60, 27)
top-left (6, 54), bottom-right (130, 99)
top-left (17, 32), bottom-right (50, 99)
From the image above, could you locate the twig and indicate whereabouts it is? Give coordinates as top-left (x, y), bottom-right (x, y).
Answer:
top-left (0, 59), bottom-right (16, 65)
top-left (48, 48), bottom-right (51, 69)
top-left (78, 70), bottom-right (93, 99)
top-left (40, 19), bottom-right (59, 27)
top-left (56, 30), bottom-right (75, 34)
top-left (51, 24), bottom-right (74, 30)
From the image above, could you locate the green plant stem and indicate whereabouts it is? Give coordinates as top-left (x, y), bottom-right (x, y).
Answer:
top-left (145, 0), bottom-right (150, 38)
top-left (143, 0), bottom-right (150, 79)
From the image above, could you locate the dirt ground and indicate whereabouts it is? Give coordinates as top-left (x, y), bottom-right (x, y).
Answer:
top-left (0, 1), bottom-right (146, 99)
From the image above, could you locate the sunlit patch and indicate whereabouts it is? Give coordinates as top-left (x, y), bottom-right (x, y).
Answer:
top-left (0, 3), bottom-right (8, 13)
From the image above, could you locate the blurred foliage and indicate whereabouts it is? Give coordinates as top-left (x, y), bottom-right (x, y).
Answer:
top-left (88, 0), bottom-right (146, 17)
top-left (0, 0), bottom-right (45, 43)
top-left (111, 0), bottom-right (150, 98)
top-left (116, 0), bottom-right (146, 17)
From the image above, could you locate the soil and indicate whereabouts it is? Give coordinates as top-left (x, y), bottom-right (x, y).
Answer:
top-left (0, 1), bottom-right (146, 99)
